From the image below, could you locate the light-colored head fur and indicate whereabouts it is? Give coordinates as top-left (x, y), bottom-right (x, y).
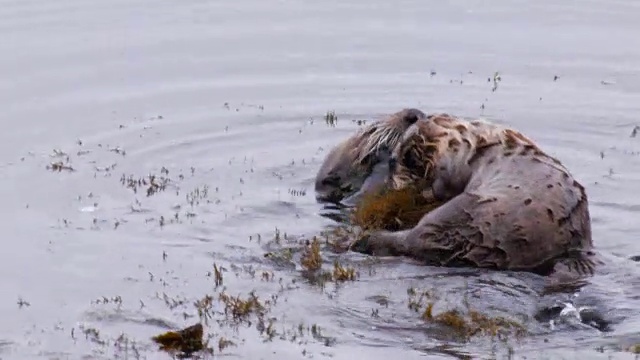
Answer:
top-left (389, 113), bottom-right (560, 194)
top-left (315, 108), bottom-right (427, 203)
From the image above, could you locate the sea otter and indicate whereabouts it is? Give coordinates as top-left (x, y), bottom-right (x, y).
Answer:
top-left (315, 108), bottom-right (428, 205)
top-left (349, 113), bottom-right (598, 283)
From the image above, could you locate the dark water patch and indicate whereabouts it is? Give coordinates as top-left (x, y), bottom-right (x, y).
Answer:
top-left (0, 340), bottom-right (12, 354)
top-left (83, 309), bottom-right (178, 330)
top-left (591, 201), bottom-right (640, 213)
top-left (412, 344), bottom-right (474, 360)
top-left (230, 200), bottom-right (313, 221)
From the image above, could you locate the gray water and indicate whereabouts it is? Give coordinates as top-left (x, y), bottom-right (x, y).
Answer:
top-left (2, 0), bottom-right (640, 359)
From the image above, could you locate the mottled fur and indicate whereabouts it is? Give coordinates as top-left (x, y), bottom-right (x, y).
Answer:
top-left (315, 108), bottom-right (427, 203)
top-left (353, 113), bottom-right (597, 282)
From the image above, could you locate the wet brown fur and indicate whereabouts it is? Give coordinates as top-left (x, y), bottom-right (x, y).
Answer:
top-left (353, 113), bottom-right (597, 282)
top-left (315, 108), bottom-right (427, 202)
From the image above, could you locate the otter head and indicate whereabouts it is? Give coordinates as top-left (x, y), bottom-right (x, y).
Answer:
top-left (388, 120), bottom-right (443, 192)
top-left (314, 108), bottom-right (426, 204)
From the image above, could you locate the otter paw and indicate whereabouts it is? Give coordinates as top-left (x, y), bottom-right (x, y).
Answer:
top-left (350, 231), bottom-right (399, 257)
top-left (349, 233), bottom-right (373, 254)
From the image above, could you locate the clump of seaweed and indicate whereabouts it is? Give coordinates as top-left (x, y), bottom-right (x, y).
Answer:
top-left (298, 236), bottom-right (358, 285)
top-left (218, 337), bottom-right (236, 352)
top-left (325, 110), bottom-right (338, 127)
top-left (120, 173), bottom-right (171, 197)
top-left (332, 260), bottom-right (357, 282)
top-left (351, 186), bottom-right (443, 231)
top-left (424, 309), bottom-right (527, 340)
top-left (151, 323), bottom-right (204, 357)
top-left (300, 237), bottom-right (322, 272)
top-left (46, 160), bottom-right (75, 172)
top-left (299, 237), bottom-right (331, 286)
top-left (407, 286), bottom-right (527, 341)
top-left (218, 290), bottom-right (266, 323)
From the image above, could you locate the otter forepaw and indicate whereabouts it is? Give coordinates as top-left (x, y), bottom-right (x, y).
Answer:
top-left (349, 230), bottom-right (401, 257)
top-left (349, 233), bottom-right (374, 254)
top-left (543, 253), bottom-right (599, 294)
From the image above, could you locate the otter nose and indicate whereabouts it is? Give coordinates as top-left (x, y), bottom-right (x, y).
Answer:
top-left (402, 108), bottom-right (426, 125)
top-left (320, 173), bottom-right (341, 187)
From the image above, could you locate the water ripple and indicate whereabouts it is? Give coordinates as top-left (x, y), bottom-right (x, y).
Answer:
top-left (2, 0), bottom-right (640, 358)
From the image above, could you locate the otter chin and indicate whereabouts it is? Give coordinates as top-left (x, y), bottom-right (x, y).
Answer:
top-left (318, 110), bottom-right (599, 284)
top-left (314, 108), bottom-right (427, 205)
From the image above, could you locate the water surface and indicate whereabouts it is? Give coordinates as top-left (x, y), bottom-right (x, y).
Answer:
top-left (2, 0), bottom-right (640, 359)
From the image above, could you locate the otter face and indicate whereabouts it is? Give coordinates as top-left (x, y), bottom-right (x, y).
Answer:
top-left (337, 145), bottom-right (394, 207)
top-left (314, 140), bottom-right (381, 204)
top-left (389, 123), bottom-right (438, 191)
top-left (315, 108), bottom-right (427, 204)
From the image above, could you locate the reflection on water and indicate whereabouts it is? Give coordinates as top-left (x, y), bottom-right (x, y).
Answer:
top-left (1, 0), bottom-right (640, 359)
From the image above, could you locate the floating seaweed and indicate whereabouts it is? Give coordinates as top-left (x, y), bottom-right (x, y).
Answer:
top-left (301, 237), bottom-right (322, 272)
top-left (332, 260), bottom-right (357, 282)
top-left (325, 110), bottom-right (338, 127)
top-left (46, 161), bottom-right (75, 172)
top-left (218, 291), bottom-right (266, 322)
top-left (151, 323), bottom-right (204, 357)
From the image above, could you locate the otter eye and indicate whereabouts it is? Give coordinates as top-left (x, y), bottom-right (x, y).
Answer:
top-left (389, 157), bottom-right (398, 173)
top-left (359, 153), bottom-right (375, 167)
